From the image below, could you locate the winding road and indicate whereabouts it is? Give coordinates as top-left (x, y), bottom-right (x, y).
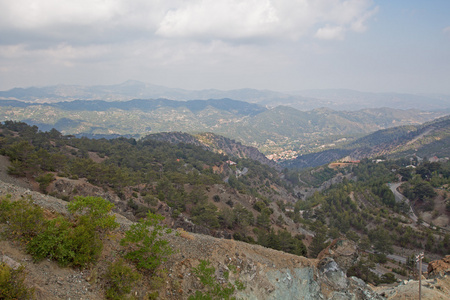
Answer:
top-left (386, 182), bottom-right (431, 272)
top-left (388, 182), bottom-right (423, 226)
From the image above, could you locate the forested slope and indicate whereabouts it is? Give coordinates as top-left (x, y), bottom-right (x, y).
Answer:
top-left (284, 115), bottom-right (450, 170)
top-left (1, 120), bottom-right (448, 289)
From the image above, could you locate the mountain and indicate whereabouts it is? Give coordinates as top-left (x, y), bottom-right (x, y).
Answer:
top-left (0, 98), bottom-right (446, 156)
top-left (2, 80), bottom-right (450, 111)
top-left (2, 120), bottom-right (449, 298)
top-left (145, 131), bottom-right (280, 170)
top-left (0, 80), bottom-right (314, 108)
top-left (283, 115), bottom-right (450, 169)
top-left (290, 89), bottom-right (450, 111)
top-left (0, 98), bottom-right (266, 115)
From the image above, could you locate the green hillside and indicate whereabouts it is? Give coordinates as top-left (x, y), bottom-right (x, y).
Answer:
top-left (0, 99), bottom-right (444, 157)
top-left (1, 120), bottom-right (449, 289)
top-left (284, 115), bottom-right (450, 169)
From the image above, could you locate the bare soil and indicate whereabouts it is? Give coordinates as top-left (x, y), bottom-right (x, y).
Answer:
top-left (420, 190), bottom-right (450, 230)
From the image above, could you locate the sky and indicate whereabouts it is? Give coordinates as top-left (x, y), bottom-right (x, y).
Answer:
top-left (0, 0), bottom-right (449, 94)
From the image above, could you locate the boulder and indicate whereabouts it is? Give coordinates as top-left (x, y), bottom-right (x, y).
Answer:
top-left (318, 238), bottom-right (359, 272)
top-left (427, 255), bottom-right (450, 279)
top-left (1, 255), bottom-right (21, 270)
top-left (318, 257), bottom-right (348, 290)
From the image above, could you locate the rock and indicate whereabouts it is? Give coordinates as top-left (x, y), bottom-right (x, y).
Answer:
top-left (318, 257), bottom-right (348, 290)
top-left (173, 214), bottom-right (211, 235)
top-left (1, 255), bottom-right (21, 270)
top-left (317, 238), bottom-right (359, 272)
top-left (427, 255), bottom-right (450, 279)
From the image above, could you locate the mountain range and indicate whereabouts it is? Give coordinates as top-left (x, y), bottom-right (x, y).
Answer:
top-left (0, 98), bottom-right (446, 157)
top-left (283, 115), bottom-right (450, 169)
top-left (1, 80), bottom-right (450, 111)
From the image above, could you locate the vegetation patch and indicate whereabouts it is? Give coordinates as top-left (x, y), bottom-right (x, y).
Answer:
top-left (0, 262), bottom-right (35, 300)
top-left (0, 195), bottom-right (118, 268)
top-left (120, 212), bottom-right (173, 276)
top-left (104, 259), bottom-right (142, 300)
top-left (189, 260), bottom-right (245, 300)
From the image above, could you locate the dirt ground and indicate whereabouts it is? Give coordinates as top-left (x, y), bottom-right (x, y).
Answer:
top-left (420, 190), bottom-right (450, 230)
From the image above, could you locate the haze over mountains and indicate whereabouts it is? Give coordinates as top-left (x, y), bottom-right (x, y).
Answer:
top-left (1, 80), bottom-right (450, 111)
top-left (1, 80), bottom-right (450, 169)
top-left (0, 97), bottom-right (446, 158)
top-left (282, 115), bottom-right (450, 169)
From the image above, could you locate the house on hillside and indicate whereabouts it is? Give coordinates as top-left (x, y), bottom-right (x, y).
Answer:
top-left (429, 156), bottom-right (439, 163)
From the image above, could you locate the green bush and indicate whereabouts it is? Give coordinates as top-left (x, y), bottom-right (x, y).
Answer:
top-left (189, 260), bottom-right (240, 300)
top-left (27, 216), bottom-right (103, 267)
top-left (0, 195), bottom-right (14, 223)
top-left (0, 196), bottom-right (117, 268)
top-left (120, 212), bottom-right (173, 275)
top-left (105, 259), bottom-right (141, 300)
top-left (380, 273), bottom-right (397, 284)
top-left (0, 262), bottom-right (35, 299)
top-left (347, 260), bottom-right (381, 285)
top-left (0, 196), bottom-right (45, 241)
top-left (391, 267), bottom-right (407, 276)
top-left (67, 196), bottom-right (119, 233)
top-left (26, 196), bottom-right (117, 267)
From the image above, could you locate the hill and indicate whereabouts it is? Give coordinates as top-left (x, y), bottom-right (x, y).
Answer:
top-left (1, 120), bottom-right (449, 298)
top-left (0, 179), bottom-right (389, 300)
top-left (290, 89), bottom-right (450, 111)
top-left (146, 131), bottom-right (280, 170)
top-left (0, 98), bottom-right (445, 157)
top-left (2, 81), bottom-right (450, 111)
top-left (283, 115), bottom-right (450, 169)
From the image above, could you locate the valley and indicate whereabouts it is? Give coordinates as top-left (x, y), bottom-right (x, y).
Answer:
top-left (2, 0), bottom-right (450, 298)
top-left (0, 88), bottom-right (449, 299)
top-left (0, 98), bottom-right (446, 160)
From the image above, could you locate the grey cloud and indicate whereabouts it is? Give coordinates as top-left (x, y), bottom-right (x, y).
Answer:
top-left (0, 0), bottom-right (377, 47)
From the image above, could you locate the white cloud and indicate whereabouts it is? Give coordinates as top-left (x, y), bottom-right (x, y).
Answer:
top-left (315, 25), bottom-right (344, 40)
top-left (0, 0), bottom-right (121, 28)
top-left (156, 0), bottom-right (279, 39)
top-left (0, 0), bottom-right (377, 44)
top-left (0, 0), bottom-right (379, 90)
top-left (156, 0), bottom-right (377, 41)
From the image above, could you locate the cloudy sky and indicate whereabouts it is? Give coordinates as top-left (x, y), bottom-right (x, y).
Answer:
top-left (0, 0), bottom-right (449, 94)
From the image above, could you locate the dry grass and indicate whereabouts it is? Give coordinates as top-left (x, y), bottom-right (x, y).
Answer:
top-left (177, 228), bottom-right (195, 240)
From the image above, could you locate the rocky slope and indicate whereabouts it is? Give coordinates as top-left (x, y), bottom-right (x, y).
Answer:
top-left (144, 131), bottom-right (280, 170)
top-left (1, 164), bottom-right (449, 299)
top-left (0, 177), bottom-right (385, 300)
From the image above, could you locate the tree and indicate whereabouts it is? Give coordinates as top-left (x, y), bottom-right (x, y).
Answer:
top-left (368, 228), bottom-right (393, 254)
top-left (120, 212), bottom-right (173, 275)
top-left (413, 181), bottom-right (436, 200)
top-left (233, 204), bottom-right (254, 228)
top-left (36, 173), bottom-right (55, 193)
top-left (256, 211), bottom-right (271, 230)
top-left (308, 227), bottom-right (329, 258)
top-left (191, 202), bottom-right (220, 228)
top-left (67, 196), bottom-right (119, 233)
